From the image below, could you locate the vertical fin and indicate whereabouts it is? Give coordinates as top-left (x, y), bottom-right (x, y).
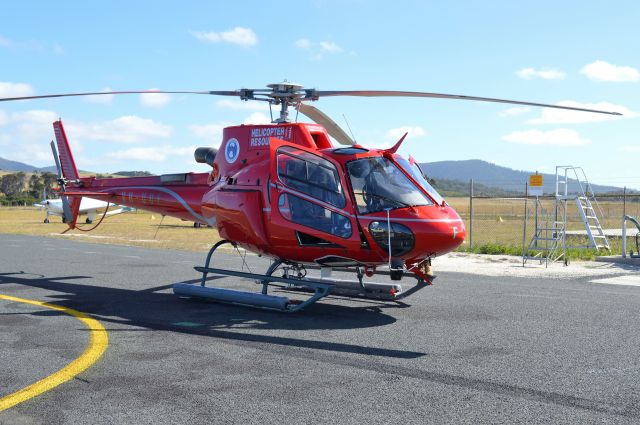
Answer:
top-left (51, 120), bottom-right (81, 228)
top-left (53, 120), bottom-right (80, 181)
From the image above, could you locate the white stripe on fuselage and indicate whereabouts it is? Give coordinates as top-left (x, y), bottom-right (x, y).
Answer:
top-left (95, 186), bottom-right (215, 226)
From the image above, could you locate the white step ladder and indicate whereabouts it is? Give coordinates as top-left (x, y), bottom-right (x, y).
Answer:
top-left (556, 166), bottom-right (610, 251)
top-left (523, 166), bottom-right (609, 267)
top-left (522, 198), bottom-right (566, 267)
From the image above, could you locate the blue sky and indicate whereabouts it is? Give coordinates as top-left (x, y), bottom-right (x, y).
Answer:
top-left (1, 1), bottom-right (638, 188)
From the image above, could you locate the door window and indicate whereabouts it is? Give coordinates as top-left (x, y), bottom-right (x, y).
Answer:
top-left (278, 193), bottom-right (352, 239)
top-left (276, 146), bottom-right (345, 208)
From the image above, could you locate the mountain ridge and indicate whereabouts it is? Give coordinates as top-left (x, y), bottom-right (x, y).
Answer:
top-left (420, 159), bottom-right (627, 194)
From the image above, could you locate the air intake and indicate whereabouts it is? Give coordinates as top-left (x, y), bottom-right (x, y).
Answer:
top-left (194, 147), bottom-right (217, 167)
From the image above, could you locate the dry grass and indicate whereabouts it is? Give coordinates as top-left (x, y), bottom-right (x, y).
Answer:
top-left (447, 196), bottom-right (639, 255)
top-left (0, 207), bottom-right (221, 252)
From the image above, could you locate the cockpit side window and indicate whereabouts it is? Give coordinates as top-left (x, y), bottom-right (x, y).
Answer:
top-left (396, 158), bottom-right (445, 206)
top-left (347, 157), bottom-right (433, 214)
top-left (276, 146), bottom-right (345, 208)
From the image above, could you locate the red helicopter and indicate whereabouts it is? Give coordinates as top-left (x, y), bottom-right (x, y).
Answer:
top-left (1, 82), bottom-right (621, 311)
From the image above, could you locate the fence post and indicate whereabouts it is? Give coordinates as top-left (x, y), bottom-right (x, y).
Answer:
top-left (522, 183), bottom-right (528, 259)
top-left (469, 179), bottom-right (474, 248)
top-left (623, 186), bottom-right (626, 218)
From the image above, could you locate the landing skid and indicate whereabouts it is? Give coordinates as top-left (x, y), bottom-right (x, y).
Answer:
top-left (173, 240), bottom-right (432, 312)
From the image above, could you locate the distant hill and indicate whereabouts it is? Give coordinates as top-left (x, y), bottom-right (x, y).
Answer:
top-left (36, 165), bottom-right (60, 173)
top-left (431, 178), bottom-right (521, 197)
top-left (0, 157), bottom-right (39, 172)
top-left (420, 159), bottom-right (625, 195)
top-left (0, 157), bottom-right (151, 177)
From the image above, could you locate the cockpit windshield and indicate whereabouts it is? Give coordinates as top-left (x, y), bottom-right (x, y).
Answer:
top-left (347, 157), bottom-right (433, 214)
top-left (395, 158), bottom-right (445, 206)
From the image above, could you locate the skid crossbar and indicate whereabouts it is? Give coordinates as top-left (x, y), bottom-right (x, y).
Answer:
top-left (173, 240), bottom-right (432, 312)
top-left (174, 266), bottom-right (334, 312)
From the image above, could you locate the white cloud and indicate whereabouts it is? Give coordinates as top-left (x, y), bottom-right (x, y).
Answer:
top-left (84, 87), bottom-right (115, 104)
top-left (386, 126), bottom-right (427, 140)
top-left (6, 110), bottom-right (61, 143)
top-left (499, 106), bottom-right (531, 117)
top-left (295, 38), bottom-right (347, 60)
top-left (526, 101), bottom-right (637, 124)
top-left (190, 27), bottom-right (257, 47)
top-left (319, 41), bottom-right (343, 54)
top-left (243, 112), bottom-right (271, 124)
top-left (216, 99), bottom-right (269, 111)
top-left (140, 89), bottom-right (171, 107)
top-left (0, 35), bottom-right (14, 48)
top-left (189, 123), bottom-right (227, 143)
top-left (106, 145), bottom-right (196, 162)
top-left (294, 38), bottom-right (311, 49)
top-left (581, 60), bottom-right (640, 82)
top-left (620, 145), bottom-right (640, 152)
top-left (0, 81), bottom-right (35, 98)
top-left (67, 116), bottom-right (172, 143)
top-left (502, 129), bottom-right (590, 146)
top-left (516, 67), bottom-right (566, 80)
top-left (8, 143), bottom-right (53, 163)
top-left (0, 34), bottom-right (62, 54)
top-left (0, 109), bottom-right (66, 163)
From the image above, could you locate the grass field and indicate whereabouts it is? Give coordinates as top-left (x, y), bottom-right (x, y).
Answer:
top-left (447, 197), bottom-right (640, 258)
top-left (0, 207), bottom-right (221, 252)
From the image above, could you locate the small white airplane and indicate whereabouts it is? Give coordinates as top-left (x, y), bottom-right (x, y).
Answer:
top-left (34, 197), bottom-right (132, 224)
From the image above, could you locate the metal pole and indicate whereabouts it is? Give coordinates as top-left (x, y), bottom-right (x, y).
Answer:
top-left (623, 187), bottom-right (627, 258)
top-left (469, 179), bottom-right (474, 248)
top-left (622, 215), bottom-right (628, 258)
top-left (522, 183), bottom-right (528, 265)
top-left (534, 193), bottom-right (539, 249)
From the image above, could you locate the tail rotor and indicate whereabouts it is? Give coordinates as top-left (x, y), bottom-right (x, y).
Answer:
top-left (49, 140), bottom-right (75, 225)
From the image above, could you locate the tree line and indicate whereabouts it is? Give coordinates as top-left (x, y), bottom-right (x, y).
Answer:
top-left (0, 172), bottom-right (59, 206)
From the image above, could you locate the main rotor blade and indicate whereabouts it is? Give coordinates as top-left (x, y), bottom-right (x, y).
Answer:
top-left (316, 90), bottom-right (623, 116)
top-left (0, 90), bottom-right (240, 102)
top-left (297, 103), bottom-right (354, 145)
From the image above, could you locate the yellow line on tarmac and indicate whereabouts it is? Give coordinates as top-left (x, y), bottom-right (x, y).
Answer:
top-left (0, 294), bottom-right (108, 412)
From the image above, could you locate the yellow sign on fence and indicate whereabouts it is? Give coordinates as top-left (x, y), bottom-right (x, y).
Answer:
top-left (529, 173), bottom-right (543, 196)
top-left (529, 174), bottom-right (543, 186)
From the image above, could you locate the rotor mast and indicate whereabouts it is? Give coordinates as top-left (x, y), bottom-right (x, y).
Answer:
top-left (266, 81), bottom-right (304, 123)
top-left (240, 81), bottom-right (317, 123)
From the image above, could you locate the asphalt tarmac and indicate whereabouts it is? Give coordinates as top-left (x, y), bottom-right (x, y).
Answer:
top-left (1, 234), bottom-right (640, 424)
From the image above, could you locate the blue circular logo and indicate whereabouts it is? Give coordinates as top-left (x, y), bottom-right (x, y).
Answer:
top-left (225, 138), bottom-right (240, 164)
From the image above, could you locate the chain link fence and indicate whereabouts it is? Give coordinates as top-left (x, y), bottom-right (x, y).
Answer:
top-left (447, 181), bottom-right (640, 255)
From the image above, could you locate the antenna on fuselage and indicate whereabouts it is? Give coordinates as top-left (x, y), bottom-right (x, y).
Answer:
top-left (342, 114), bottom-right (357, 145)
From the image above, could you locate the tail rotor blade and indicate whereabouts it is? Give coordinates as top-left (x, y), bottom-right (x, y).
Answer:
top-left (50, 140), bottom-right (72, 224)
top-left (60, 196), bottom-right (73, 225)
top-left (50, 141), bottom-right (63, 180)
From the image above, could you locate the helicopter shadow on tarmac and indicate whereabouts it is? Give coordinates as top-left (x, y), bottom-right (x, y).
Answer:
top-left (0, 271), bottom-right (424, 359)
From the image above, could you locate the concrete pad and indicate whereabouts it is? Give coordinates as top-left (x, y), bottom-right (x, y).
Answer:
top-left (590, 275), bottom-right (640, 286)
top-left (595, 255), bottom-right (640, 266)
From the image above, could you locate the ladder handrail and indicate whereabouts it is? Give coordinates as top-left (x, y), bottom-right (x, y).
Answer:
top-left (544, 165), bottom-right (610, 256)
